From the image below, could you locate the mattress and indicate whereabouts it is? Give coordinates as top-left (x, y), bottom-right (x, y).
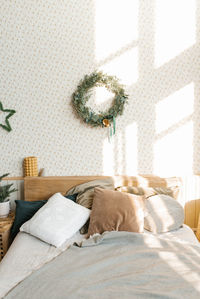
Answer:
top-left (0, 225), bottom-right (199, 298)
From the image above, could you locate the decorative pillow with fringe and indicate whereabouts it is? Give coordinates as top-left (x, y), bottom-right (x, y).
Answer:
top-left (116, 185), bottom-right (180, 200)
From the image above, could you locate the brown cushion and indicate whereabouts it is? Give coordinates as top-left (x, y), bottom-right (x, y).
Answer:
top-left (115, 186), bottom-right (179, 200)
top-left (87, 188), bottom-right (145, 237)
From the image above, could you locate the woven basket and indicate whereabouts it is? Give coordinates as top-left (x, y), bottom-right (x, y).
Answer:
top-left (23, 156), bottom-right (38, 177)
top-left (0, 213), bottom-right (15, 261)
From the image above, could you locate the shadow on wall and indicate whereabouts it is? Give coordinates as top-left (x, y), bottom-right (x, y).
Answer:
top-left (0, 0), bottom-right (200, 177)
top-left (99, 0), bottom-right (200, 177)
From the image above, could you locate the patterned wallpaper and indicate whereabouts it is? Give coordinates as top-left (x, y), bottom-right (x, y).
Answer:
top-left (0, 0), bottom-right (200, 177)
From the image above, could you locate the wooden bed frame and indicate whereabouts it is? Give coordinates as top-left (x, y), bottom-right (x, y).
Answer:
top-left (24, 175), bottom-right (181, 202)
top-left (23, 175), bottom-right (200, 240)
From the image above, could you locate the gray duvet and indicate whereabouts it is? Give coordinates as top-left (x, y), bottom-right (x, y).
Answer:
top-left (5, 231), bottom-right (200, 299)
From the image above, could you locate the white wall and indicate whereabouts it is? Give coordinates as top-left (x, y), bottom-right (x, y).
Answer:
top-left (1, 0), bottom-right (200, 177)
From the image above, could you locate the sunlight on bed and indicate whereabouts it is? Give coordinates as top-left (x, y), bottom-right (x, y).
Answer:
top-left (146, 199), bottom-right (176, 231)
top-left (142, 234), bottom-right (163, 249)
top-left (158, 251), bottom-right (200, 292)
top-left (142, 233), bottom-right (200, 292)
top-left (155, 0), bottom-right (196, 68)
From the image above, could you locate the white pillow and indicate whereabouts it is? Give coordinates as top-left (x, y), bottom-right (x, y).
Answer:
top-left (20, 193), bottom-right (91, 247)
top-left (144, 194), bottom-right (184, 233)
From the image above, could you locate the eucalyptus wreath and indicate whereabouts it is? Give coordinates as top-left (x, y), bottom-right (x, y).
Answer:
top-left (72, 71), bottom-right (128, 127)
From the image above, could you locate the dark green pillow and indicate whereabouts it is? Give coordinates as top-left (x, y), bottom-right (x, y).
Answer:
top-left (11, 200), bottom-right (48, 240)
top-left (64, 193), bottom-right (78, 202)
top-left (11, 194), bottom-right (78, 241)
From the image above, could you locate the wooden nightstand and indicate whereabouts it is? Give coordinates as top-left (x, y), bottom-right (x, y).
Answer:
top-left (0, 213), bottom-right (15, 261)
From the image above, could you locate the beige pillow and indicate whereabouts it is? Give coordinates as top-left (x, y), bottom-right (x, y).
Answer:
top-left (87, 188), bottom-right (145, 237)
top-left (66, 178), bottom-right (115, 209)
top-left (116, 186), bottom-right (179, 200)
top-left (144, 194), bottom-right (184, 233)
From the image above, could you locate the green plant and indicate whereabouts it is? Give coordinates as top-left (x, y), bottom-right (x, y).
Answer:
top-left (0, 173), bottom-right (18, 203)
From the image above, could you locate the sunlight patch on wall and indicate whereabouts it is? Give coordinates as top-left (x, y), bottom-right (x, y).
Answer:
top-left (103, 138), bottom-right (115, 175)
top-left (154, 121), bottom-right (193, 176)
top-left (103, 122), bottom-right (137, 175)
top-left (100, 47), bottom-right (138, 86)
top-left (115, 132), bottom-right (124, 175)
top-left (155, 83), bottom-right (194, 134)
top-left (95, 0), bottom-right (138, 62)
top-left (155, 0), bottom-right (195, 68)
top-left (125, 123), bottom-right (138, 175)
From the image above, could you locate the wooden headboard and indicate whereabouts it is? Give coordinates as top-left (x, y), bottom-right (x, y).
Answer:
top-left (24, 176), bottom-right (109, 201)
top-left (24, 175), bottom-right (181, 202)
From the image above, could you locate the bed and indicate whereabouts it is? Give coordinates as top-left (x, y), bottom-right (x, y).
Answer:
top-left (0, 176), bottom-right (200, 299)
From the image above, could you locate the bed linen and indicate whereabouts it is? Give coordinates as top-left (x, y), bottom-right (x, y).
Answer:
top-left (3, 227), bottom-right (200, 299)
top-left (145, 224), bottom-right (199, 245)
top-left (0, 231), bottom-right (86, 299)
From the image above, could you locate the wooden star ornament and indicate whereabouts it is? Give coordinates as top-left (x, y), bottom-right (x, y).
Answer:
top-left (0, 101), bottom-right (16, 132)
